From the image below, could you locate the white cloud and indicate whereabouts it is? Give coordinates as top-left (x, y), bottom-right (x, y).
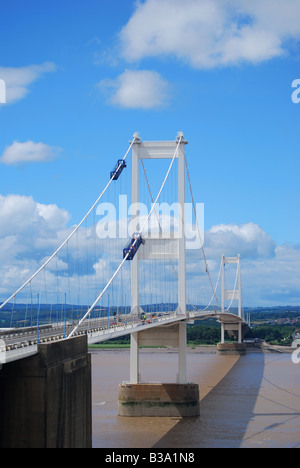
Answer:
top-left (0, 200), bottom-right (298, 308)
top-left (0, 195), bottom-right (70, 294)
top-left (0, 62), bottom-right (57, 103)
top-left (36, 202), bottom-right (70, 231)
top-left (205, 222), bottom-right (276, 259)
top-left (119, 0), bottom-right (300, 68)
top-left (0, 140), bottom-right (61, 166)
top-left (239, 244), bottom-right (300, 307)
top-left (0, 194), bottom-right (70, 239)
top-left (98, 69), bottom-right (170, 109)
top-left (0, 195), bottom-right (71, 295)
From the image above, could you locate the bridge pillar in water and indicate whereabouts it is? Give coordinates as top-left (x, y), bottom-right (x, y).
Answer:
top-left (119, 322), bottom-right (200, 417)
top-left (218, 254), bottom-right (246, 355)
top-left (119, 133), bottom-right (199, 417)
top-left (0, 336), bottom-right (92, 448)
top-left (129, 322), bottom-right (187, 385)
top-left (217, 321), bottom-right (246, 355)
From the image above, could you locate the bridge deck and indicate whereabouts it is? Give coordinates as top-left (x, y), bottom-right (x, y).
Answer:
top-left (0, 310), bottom-right (247, 364)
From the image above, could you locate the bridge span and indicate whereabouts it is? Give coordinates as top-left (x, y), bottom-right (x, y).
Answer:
top-left (1, 308), bottom-right (248, 365)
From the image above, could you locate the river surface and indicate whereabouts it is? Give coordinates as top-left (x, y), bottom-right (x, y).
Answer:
top-left (91, 348), bottom-right (300, 448)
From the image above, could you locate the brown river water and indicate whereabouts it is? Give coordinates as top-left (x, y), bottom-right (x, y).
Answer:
top-left (91, 348), bottom-right (300, 448)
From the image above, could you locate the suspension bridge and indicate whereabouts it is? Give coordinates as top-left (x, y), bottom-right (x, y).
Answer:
top-left (0, 132), bottom-right (248, 365)
top-left (0, 132), bottom-right (249, 446)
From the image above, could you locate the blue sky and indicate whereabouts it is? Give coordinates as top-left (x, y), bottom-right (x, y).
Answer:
top-left (0, 0), bottom-right (300, 307)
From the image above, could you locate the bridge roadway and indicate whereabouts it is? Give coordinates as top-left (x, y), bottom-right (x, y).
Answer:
top-left (0, 310), bottom-right (246, 364)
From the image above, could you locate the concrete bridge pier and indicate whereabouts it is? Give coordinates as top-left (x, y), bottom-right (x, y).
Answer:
top-left (218, 254), bottom-right (246, 355)
top-left (217, 320), bottom-right (246, 355)
top-left (118, 322), bottom-right (200, 417)
top-left (120, 134), bottom-right (199, 417)
top-left (0, 336), bottom-right (92, 448)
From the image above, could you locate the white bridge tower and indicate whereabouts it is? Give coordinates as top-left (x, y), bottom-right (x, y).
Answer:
top-left (130, 132), bottom-right (188, 384)
top-left (220, 254), bottom-right (243, 344)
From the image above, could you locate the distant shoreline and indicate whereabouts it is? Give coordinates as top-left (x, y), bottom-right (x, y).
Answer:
top-left (88, 343), bottom-right (295, 354)
top-left (88, 344), bottom-right (218, 353)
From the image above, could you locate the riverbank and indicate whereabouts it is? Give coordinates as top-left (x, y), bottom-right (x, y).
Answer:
top-left (261, 342), bottom-right (295, 353)
top-left (88, 344), bottom-right (218, 352)
top-left (89, 343), bottom-right (294, 354)
top-left (89, 344), bottom-right (219, 354)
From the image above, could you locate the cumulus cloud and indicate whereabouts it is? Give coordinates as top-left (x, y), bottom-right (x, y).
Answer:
top-left (0, 194), bottom-right (70, 239)
top-left (0, 140), bottom-right (61, 166)
top-left (119, 0), bottom-right (300, 68)
top-left (98, 69), bottom-right (170, 109)
top-left (205, 222), bottom-right (276, 259)
top-left (0, 195), bottom-right (71, 295)
top-left (0, 62), bottom-right (57, 103)
top-left (0, 195), bottom-right (66, 288)
top-left (0, 200), bottom-right (298, 308)
top-left (239, 243), bottom-right (300, 306)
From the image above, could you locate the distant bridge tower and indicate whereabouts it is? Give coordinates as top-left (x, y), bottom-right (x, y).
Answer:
top-left (221, 254), bottom-right (242, 318)
top-left (220, 254), bottom-right (244, 346)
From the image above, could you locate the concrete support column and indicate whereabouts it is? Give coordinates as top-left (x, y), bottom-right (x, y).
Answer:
top-left (238, 321), bottom-right (242, 344)
top-left (119, 323), bottom-right (200, 417)
top-left (178, 322), bottom-right (187, 384)
top-left (217, 321), bottom-right (246, 355)
top-left (0, 336), bottom-right (92, 448)
top-left (130, 332), bottom-right (140, 384)
top-left (221, 322), bottom-right (225, 344)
